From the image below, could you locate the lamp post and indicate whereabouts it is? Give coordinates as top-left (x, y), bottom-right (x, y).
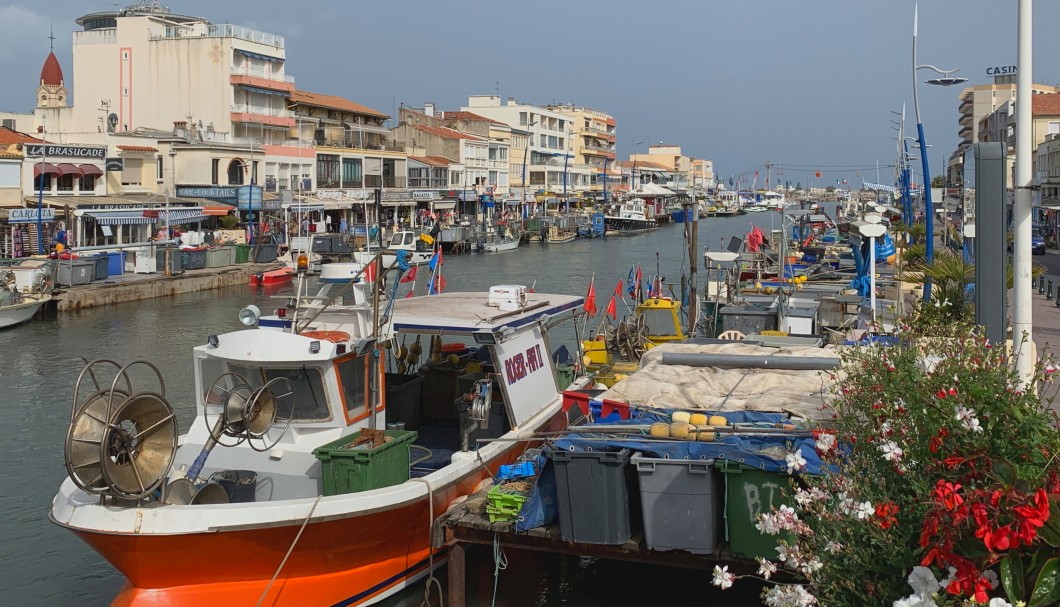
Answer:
top-left (1013, 0), bottom-right (1034, 384)
top-left (630, 140), bottom-right (644, 192)
top-left (912, 1), bottom-right (966, 301)
top-left (36, 116), bottom-right (46, 254)
top-left (520, 120), bottom-right (537, 218)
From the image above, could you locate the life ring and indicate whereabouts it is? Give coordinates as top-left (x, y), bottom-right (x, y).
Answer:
top-left (302, 330), bottom-right (351, 343)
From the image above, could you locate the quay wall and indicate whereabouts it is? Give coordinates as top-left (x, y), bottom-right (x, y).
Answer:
top-left (55, 265), bottom-right (280, 311)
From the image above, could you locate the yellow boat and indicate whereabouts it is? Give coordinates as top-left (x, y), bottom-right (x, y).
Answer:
top-left (582, 298), bottom-right (685, 386)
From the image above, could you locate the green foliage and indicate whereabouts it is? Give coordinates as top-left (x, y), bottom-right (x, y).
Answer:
top-left (218, 214), bottom-right (239, 230)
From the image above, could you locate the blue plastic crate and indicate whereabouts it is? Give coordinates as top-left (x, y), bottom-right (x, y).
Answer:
top-left (497, 461), bottom-right (535, 480)
top-left (590, 401), bottom-right (643, 424)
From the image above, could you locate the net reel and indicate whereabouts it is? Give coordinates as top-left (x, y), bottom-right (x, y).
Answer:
top-left (461, 378), bottom-right (493, 451)
top-left (64, 359), bottom-right (178, 501)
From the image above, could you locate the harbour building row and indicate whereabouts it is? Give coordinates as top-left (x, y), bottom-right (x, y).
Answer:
top-left (0, 2), bottom-right (714, 257)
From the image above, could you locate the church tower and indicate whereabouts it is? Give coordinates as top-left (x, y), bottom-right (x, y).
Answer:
top-left (37, 32), bottom-right (68, 110)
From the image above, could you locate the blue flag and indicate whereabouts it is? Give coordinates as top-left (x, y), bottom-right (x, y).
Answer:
top-left (428, 249), bottom-right (441, 272)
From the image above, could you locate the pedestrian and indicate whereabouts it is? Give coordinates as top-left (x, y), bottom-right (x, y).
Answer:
top-left (325, 213), bottom-right (333, 233)
top-left (339, 216), bottom-right (347, 234)
top-left (53, 222), bottom-right (67, 247)
top-left (300, 216), bottom-right (309, 235)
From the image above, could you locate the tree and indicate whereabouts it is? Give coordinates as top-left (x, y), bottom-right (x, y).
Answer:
top-left (931, 174), bottom-right (945, 188)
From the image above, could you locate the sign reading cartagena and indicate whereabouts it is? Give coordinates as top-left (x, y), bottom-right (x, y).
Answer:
top-left (24, 144), bottom-right (107, 159)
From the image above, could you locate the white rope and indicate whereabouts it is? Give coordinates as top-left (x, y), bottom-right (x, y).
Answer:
top-left (490, 531), bottom-right (508, 607)
top-left (255, 494), bottom-right (322, 607)
top-left (409, 477), bottom-right (444, 607)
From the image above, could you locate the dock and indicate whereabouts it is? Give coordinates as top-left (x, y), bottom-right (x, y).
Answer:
top-left (432, 487), bottom-right (758, 607)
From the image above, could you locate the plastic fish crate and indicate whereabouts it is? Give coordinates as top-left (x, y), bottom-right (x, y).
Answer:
top-left (486, 484), bottom-right (530, 522)
top-left (312, 430), bottom-right (417, 496)
top-left (717, 459), bottom-right (793, 559)
top-left (632, 454), bottom-right (721, 554)
top-left (550, 448), bottom-right (636, 544)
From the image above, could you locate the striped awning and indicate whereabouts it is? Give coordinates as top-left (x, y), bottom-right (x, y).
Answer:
top-left (238, 84), bottom-right (288, 97)
top-left (34, 163), bottom-right (60, 177)
top-left (84, 209), bottom-right (153, 226)
top-left (158, 209), bottom-right (208, 224)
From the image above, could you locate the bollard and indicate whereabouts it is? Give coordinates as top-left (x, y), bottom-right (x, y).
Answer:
top-left (1049, 281), bottom-right (1054, 300)
top-left (1055, 291), bottom-right (1060, 308)
top-left (1041, 276), bottom-right (1047, 294)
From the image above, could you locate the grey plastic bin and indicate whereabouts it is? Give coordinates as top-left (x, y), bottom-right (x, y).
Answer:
top-left (205, 247), bottom-right (230, 268)
top-left (252, 243), bottom-right (278, 263)
top-left (719, 304), bottom-right (778, 335)
top-left (88, 254), bottom-right (109, 280)
top-left (156, 248), bottom-right (184, 274)
top-left (56, 259), bottom-right (95, 286)
top-left (383, 373), bottom-right (424, 430)
top-left (631, 454), bottom-right (721, 554)
top-left (181, 248), bottom-right (207, 270)
top-left (550, 448), bottom-right (635, 545)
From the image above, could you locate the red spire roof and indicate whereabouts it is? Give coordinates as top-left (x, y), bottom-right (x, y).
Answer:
top-left (40, 52), bottom-right (63, 87)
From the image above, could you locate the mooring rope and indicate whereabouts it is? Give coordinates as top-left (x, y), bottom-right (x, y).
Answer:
top-left (254, 494), bottom-right (323, 607)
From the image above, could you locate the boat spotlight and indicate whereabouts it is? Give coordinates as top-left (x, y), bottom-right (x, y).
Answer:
top-left (207, 334), bottom-right (219, 348)
top-left (238, 305), bottom-right (261, 326)
top-left (309, 340), bottom-right (321, 354)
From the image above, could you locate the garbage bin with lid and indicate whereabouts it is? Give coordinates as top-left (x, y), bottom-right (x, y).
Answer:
top-left (88, 254), bottom-right (109, 280)
top-left (106, 251), bottom-right (126, 276)
top-left (181, 247), bottom-right (208, 270)
top-left (234, 243), bottom-right (250, 264)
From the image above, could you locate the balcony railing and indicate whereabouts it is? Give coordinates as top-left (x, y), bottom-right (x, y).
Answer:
top-left (231, 65), bottom-right (295, 83)
top-left (231, 104), bottom-right (293, 118)
top-left (149, 24), bottom-right (285, 49)
top-left (73, 29), bottom-right (117, 45)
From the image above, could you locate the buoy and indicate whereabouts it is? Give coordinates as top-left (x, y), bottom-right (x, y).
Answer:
top-left (695, 430), bottom-right (716, 442)
top-left (447, 354), bottom-right (460, 366)
top-left (669, 422), bottom-right (691, 439)
top-left (614, 373), bottom-right (628, 382)
top-left (671, 411), bottom-right (691, 423)
top-left (708, 415), bottom-right (728, 427)
top-left (689, 413), bottom-right (708, 426)
top-left (649, 422), bottom-right (670, 438)
top-left (582, 355), bottom-right (592, 367)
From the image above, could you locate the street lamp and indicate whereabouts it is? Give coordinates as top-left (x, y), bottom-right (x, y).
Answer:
top-left (912, 1), bottom-right (966, 301)
top-left (520, 119), bottom-right (537, 217)
top-left (1013, 0), bottom-right (1033, 384)
top-left (36, 116), bottom-right (47, 254)
top-left (630, 140), bottom-right (644, 192)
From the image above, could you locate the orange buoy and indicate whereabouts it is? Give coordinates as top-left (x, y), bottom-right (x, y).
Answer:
top-left (440, 343), bottom-right (467, 354)
top-left (301, 330), bottom-right (351, 343)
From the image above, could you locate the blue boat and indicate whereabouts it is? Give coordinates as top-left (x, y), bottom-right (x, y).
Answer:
top-left (670, 208), bottom-right (691, 223)
top-left (577, 212), bottom-right (607, 238)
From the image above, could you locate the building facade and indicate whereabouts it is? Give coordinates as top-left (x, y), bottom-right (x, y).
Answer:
top-left (546, 104), bottom-right (616, 197)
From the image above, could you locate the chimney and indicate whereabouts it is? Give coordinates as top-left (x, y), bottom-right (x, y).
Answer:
top-left (424, 102), bottom-right (435, 117)
top-left (507, 97), bottom-right (518, 106)
top-left (173, 120), bottom-right (188, 137)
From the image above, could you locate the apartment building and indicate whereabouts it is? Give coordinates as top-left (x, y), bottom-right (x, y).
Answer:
top-left (545, 104), bottom-right (616, 196)
top-left (629, 144), bottom-right (696, 191)
top-left (977, 93), bottom-right (1060, 187)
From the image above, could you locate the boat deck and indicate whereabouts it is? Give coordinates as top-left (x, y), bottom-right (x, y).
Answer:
top-left (391, 291), bottom-right (583, 333)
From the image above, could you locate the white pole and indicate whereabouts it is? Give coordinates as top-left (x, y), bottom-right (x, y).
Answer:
top-left (1013, 0), bottom-right (1034, 384)
top-left (869, 235), bottom-right (877, 326)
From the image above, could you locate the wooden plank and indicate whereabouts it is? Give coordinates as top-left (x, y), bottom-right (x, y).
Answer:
top-left (447, 542), bottom-right (466, 607)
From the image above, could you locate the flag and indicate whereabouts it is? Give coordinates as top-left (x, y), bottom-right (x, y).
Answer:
top-left (614, 279), bottom-right (624, 300)
top-left (428, 249), bottom-right (443, 272)
top-left (626, 266), bottom-right (637, 297)
top-left (606, 294), bottom-right (617, 320)
top-left (405, 290), bottom-right (415, 298)
top-left (400, 265), bottom-right (417, 283)
top-left (583, 277), bottom-right (598, 317)
top-left (363, 259), bottom-right (377, 283)
top-left (428, 273), bottom-right (446, 295)
top-left (635, 265), bottom-right (643, 298)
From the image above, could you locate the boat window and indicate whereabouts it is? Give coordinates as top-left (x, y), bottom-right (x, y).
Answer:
top-left (404, 233), bottom-right (414, 246)
top-left (221, 363), bottom-right (331, 421)
top-left (640, 308), bottom-right (680, 337)
top-left (389, 233), bottom-right (403, 247)
top-left (335, 355), bottom-right (367, 415)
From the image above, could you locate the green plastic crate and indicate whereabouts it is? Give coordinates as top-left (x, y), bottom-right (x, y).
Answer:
top-left (486, 484), bottom-right (530, 522)
top-left (717, 460), bottom-right (793, 560)
top-left (313, 430), bottom-right (417, 496)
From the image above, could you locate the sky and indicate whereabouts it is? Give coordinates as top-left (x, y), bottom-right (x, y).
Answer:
top-left (2, 0), bottom-right (1060, 188)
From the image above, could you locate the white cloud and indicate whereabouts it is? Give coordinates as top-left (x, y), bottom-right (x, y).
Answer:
top-left (0, 5), bottom-right (50, 61)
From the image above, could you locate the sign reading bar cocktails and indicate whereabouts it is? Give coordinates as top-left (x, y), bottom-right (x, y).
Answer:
top-left (8, 208), bottom-right (55, 223)
top-left (24, 144), bottom-right (106, 159)
top-left (176, 186), bottom-right (239, 199)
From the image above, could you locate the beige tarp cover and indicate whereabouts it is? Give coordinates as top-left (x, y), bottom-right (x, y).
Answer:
top-left (600, 342), bottom-right (842, 420)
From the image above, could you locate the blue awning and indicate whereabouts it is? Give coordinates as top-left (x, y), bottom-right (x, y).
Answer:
top-left (237, 84), bottom-right (288, 97)
top-left (85, 210), bottom-right (153, 226)
top-left (158, 209), bottom-right (208, 225)
top-left (235, 48), bottom-right (283, 63)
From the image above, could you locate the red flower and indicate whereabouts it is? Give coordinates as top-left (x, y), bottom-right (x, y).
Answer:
top-left (937, 389), bottom-right (948, 399)
top-left (933, 480), bottom-right (964, 511)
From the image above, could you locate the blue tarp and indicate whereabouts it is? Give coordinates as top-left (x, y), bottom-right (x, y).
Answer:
top-left (849, 236), bottom-right (871, 296)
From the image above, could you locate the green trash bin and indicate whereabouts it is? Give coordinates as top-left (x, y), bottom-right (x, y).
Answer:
top-left (234, 243), bottom-right (250, 264)
top-left (312, 430), bottom-right (417, 496)
top-left (717, 460), bottom-right (794, 560)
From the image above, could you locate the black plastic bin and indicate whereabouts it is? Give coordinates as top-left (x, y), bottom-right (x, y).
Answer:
top-left (181, 248), bottom-right (208, 270)
top-left (212, 469), bottom-right (257, 503)
top-left (88, 254), bottom-right (109, 280)
top-left (550, 448), bottom-right (636, 544)
top-left (719, 304), bottom-right (778, 335)
top-left (252, 243), bottom-right (279, 263)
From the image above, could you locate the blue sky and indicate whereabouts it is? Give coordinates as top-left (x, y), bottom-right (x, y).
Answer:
top-left (2, 0), bottom-right (1060, 187)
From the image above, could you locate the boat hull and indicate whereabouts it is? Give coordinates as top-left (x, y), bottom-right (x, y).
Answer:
top-left (478, 239), bottom-right (519, 252)
top-left (0, 297), bottom-right (48, 329)
top-left (56, 408), bottom-right (569, 607)
top-left (249, 268), bottom-right (294, 286)
top-left (603, 216), bottom-right (656, 233)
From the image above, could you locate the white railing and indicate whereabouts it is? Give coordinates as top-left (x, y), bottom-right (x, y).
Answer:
top-left (149, 24), bottom-right (285, 49)
top-left (230, 65), bottom-right (295, 83)
top-left (230, 104), bottom-right (292, 118)
top-left (73, 29), bottom-right (117, 45)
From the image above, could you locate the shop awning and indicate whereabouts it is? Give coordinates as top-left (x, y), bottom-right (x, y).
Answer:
top-left (84, 209), bottom-right (154, 225)
top-left (238, 84), bottom-right (288, 97)
top-left (431, 201), bottom-right (456, 211)
top-left (158, 208), bottom-right (208, 224)
top-left (381, 200), bottom-right (417, 207)
top-left (203, 206), bottom-right (233, 216)
top-left (56, 163), bottom-right (84, 176)
top-left (33, 163), bottom-right (60, 177)
top-left (235, 48), bottom-right (283, 63)
top-left (79, 164), bottom-right (103, 177)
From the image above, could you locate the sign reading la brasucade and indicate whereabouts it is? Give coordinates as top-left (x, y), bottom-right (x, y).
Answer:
top-left (8, 208), bottom-right (55, 223)
top-left (24, 144), bottom-right (106, 159)
top-left (987, 65), bottom-right (1017, 76)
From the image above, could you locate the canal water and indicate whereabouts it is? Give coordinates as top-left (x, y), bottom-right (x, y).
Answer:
top-left (3, 211), bottom-right (791, 606)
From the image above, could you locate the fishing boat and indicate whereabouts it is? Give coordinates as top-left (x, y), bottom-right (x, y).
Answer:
top-left (576, 212), bottom-right (607, 238)
top-left (248, 267), bottom-right (295, 287)
top-left (52, 262), bottom-right (585, 607)
top-left (604, 200), bottom-right (657, 233)
top-left (477, 233), bottom-right (520, 252)
top-left (354, 230), bottom-right (436, 267)
top-left (582, 297), bottom-right (686, 386)
top-left (545, 223), bottom-right (577, 244)
top-left (0, 272), bottom-right (51, 329)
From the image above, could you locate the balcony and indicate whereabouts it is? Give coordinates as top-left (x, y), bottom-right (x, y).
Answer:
top-left (230, 104), bottom-right (294, 128)
top-left (148, 24), bottom-right (285, 49)
top-left (230, 69), bottom-right (295, 92)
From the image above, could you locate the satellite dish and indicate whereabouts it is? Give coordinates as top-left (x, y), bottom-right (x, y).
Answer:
top-left (107, 113), bottom-right (118, 133)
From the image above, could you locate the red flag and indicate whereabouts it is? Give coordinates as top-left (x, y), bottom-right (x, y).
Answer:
top-left (583, 277), bottom-right (598, 317)
top-left (400, 265), bottom-right (417, 283)
top-left (405, 290), bottom-right (415, 298)
top-left (431, 274), bottom-right (446, 294)
top-left (363, 259), bottom-right (377, 283)
top-left (606, 294), bottom-right (617, 320)
top-left (614, 279), bottom-right (623, 299)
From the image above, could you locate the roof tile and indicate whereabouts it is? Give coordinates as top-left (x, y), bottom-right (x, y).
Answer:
top-left (116, 145), bottom-right (158, 152)
top-left (1033, 93), bottom-right (1060, 116)
top-left (0, 127), bottom-right (43, 146)
top-left (289, 90), bottom-right (388, 119)
top-left (409, 155), bottom-right (455, 167)
top-left (411, 124), bottom-right (483, 141)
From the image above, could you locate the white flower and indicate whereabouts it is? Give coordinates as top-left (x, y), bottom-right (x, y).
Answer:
top-left (756, 557), bottom-right (778, 580)
top-left (814, 432), bottom-right (836, 453)
top-left (917, 355), bottom-right (944, 374)
top-left (986, 598), bottom-right (1012, 607)
top-left (939, 566), bottom-right (957, 588)
top-left (856, 501), bottom-right (875, 520)
top-left (955, 405), bottom-right (984, 433)
top-left (907, 566), bottom-right (941, 598)
top-left (763, 584), bottom-right (818, 607)
top-left (786, 450), bottom-right (807, 475)
top-left (712, 564), bottom-right (735, 590)
top-left (756, 513), bottom-right (782, 536)
top-left (880, 440), bottom-right (904, 462)
top-left (824, 540), bottom-right (843, 554)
